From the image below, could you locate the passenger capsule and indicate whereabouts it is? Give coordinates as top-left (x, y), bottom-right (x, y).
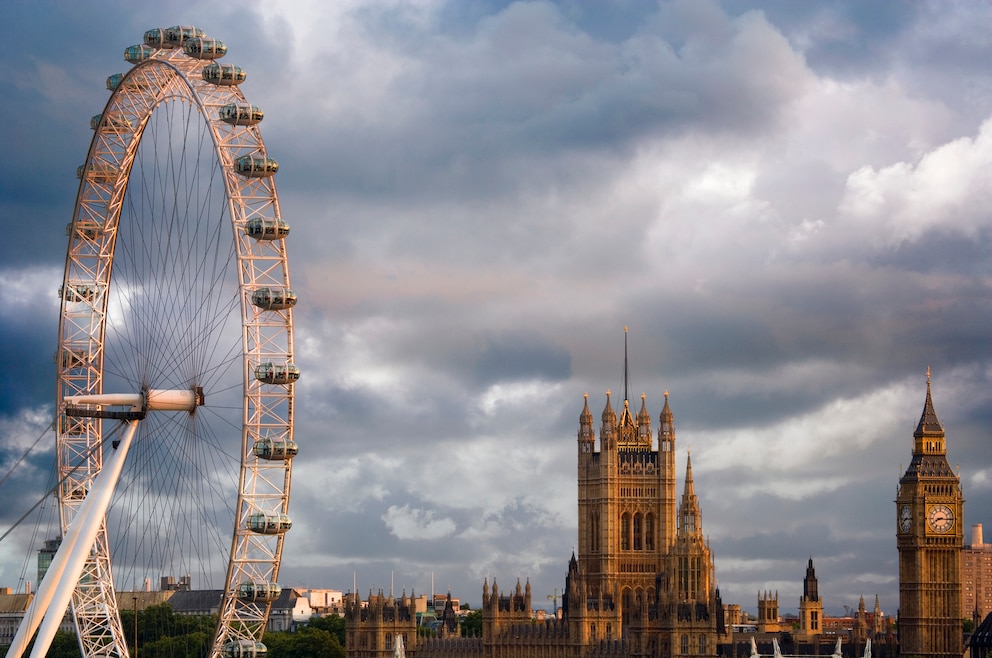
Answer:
top-left (106, 72), bottom-right (152, 92)
top-left (106, 73), bottom-right (125, 91)
top-left (143, 26), bottom-right (206, 49)
top-left (143, 28), bottom-right (167, 48)
top-left (255, 363), bottom-right (300, 385)
top-left (237, 581), bottom-right (282, 602)
top-left (60, 284), bottom-right (99, 303)
top-left (166, 25), bottom-right (206, 47)
top-left (222, 641), bottom-right (267, 658)
top-left (77, 162), bottom-right (118, 183)
top-left (253, 437), bottom-right (299, 461)
top-left (235, 155), bottom-right (278, 178)
top-left (202, 63), bottom-right (246, 86)
top-left (247, 512), bottom-right (292, 535)
top-left (124, 44), bottom-right (155, 64)
top-left (184, 37), bottom-right (227, 60)
top-left (251, 288), bottom-right (297, 310)
top-left (244, 219), bottom-right (290, 241)
top-left (219, 103), bottom-right (264, 126)
top-left (90, 113), bottom-right (133, 131)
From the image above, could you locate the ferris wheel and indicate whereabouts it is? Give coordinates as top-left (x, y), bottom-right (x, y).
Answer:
top-left (10, 26), bottom-right (297, 658)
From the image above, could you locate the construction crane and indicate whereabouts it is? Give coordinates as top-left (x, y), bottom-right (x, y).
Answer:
top-left (547, 588), bottom-right (561, 615)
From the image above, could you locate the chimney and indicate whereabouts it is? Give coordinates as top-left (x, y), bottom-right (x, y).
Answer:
top-left (972, 523), bottom-right (984, 547)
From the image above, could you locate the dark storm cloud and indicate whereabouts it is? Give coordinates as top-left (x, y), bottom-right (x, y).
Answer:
top-left (2, 0), bottom-right (990, 619)
top-left (466, 330), bottom-right (572, 387)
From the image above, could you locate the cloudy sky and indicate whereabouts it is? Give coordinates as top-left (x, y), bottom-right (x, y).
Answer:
top-left (1, 0), bottom-right (990, 619)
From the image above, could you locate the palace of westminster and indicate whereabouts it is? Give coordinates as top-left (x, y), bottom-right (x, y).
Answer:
top-left (343, 366), bottom-right (990, 658)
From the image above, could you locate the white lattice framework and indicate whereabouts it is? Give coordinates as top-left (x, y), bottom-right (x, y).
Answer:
top-left (52, 29), bottom-right (296, 658)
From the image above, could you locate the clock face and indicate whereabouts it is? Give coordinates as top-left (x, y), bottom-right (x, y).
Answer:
top-left (899, 505), bottom-right (912, 532)
top-left (926, 504), bottom-right (955, 533)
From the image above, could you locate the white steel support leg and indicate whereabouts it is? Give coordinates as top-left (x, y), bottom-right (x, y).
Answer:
top-left (7, 420), bottom-right (139, 658)
top-left (7, 471), bottom-right (102, 657)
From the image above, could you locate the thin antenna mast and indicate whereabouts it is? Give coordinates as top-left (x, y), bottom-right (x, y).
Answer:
top-left (622, 326), bottom-right (631, 403)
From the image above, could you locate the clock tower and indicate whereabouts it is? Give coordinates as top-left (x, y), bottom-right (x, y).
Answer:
top-left (896, 371), bottom-right (963, 658)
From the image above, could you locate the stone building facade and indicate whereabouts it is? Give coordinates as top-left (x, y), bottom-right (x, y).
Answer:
top-left (347, 363), bottom-right (725, 657)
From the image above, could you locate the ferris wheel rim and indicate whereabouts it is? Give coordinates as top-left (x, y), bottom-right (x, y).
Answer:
top-left (55, 29), bottom-right (296, 658)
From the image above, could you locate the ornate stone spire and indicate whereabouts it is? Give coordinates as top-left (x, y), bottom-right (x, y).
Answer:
top-left (678, 451), bottom-right (701, 538)
top-left (659, 390), bottom-right (675, 441)
top-left (803, 557), bottom-right (819, 601)
top-left (914, 367), bottom-right (944, 438)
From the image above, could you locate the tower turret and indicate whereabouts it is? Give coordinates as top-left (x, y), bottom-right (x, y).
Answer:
top-left (896, 369), bottom-right (964, 658)
top-left (799, 558), bottom-right (822, 637)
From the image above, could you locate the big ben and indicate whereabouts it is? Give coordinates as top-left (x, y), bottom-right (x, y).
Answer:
top-left (896, 370), bottom-right (963, 658)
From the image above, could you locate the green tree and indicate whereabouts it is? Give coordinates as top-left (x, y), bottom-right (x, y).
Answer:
top-left (307, 614), bottom-right (346, 646)
top-left (461, 610), bottom-right (482, 637)
top-left (264, 626), bottom-right (344, 658)
top-left (0, 630), bottom-right (82, 658)
top-left (44, 630), bottom-right (83, 658)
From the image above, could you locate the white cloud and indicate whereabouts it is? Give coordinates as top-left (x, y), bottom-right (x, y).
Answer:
top-left (382, 504), bottom-right (456, 540)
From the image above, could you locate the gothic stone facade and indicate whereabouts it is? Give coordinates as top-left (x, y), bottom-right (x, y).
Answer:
top-left (347, 389), bottom-right (725, 658)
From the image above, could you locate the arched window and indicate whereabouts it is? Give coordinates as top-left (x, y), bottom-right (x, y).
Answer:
top-left (634, 513), bottom-right (643, 550)
top-left (592, 512), bottom-right (600, 553)
top-left (386, 634), bottom-right (393, 650)
top-left (646, 513), bottom-right (655, 551)
top-left (699, 634), bottom-right (706, 654)
top-left (621, 513), bottom-right (630, 550)
top-left (681, 634), bottom-right (689, 654)
top-left (591, 623), bottom-right (597, 641)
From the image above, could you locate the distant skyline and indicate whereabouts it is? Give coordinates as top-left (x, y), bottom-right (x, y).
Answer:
top-left (1, 0), bottom-right (990, 617)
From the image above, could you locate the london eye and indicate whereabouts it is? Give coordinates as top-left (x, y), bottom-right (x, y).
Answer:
top-left (10, 25), bottom-right (297, 658)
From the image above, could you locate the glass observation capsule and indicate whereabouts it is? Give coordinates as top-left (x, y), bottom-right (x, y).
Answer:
top-left (106, 73), bottom-right (125, 91)
top-left (254, 363), bottom-right (300, 385)
top-left (124, 44), bottom-right (155, 64)
top-left (143, 25), bottom-right (205, 49)
top-left (244, 218), bottom-right (290, 241)
top-left (222, 641), bottom-right (267, 658)
top-left (202, 63), bottom-right (246, 86)
top-left (219, 103), bottom-right (264, 126)
top-left (253, 437), bottom-right (299, 461)
top-left (251, 288), bottom-right (297, 310)
top-left (247, 512), bottom-right (292, 535)
top-left (235, 155), bottom-right (278, 178)
top-left (106, 72), bottom-right (152, 92)
top-left (184, 37), bottom-right (227, 59)
top-left (237, 581), bottom-right (283, 602)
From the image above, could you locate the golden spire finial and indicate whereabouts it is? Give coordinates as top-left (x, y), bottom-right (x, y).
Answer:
top-left (926, 365), bottom-right (931, 383)
top-left (624, 325), bottom-right (628, 333)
